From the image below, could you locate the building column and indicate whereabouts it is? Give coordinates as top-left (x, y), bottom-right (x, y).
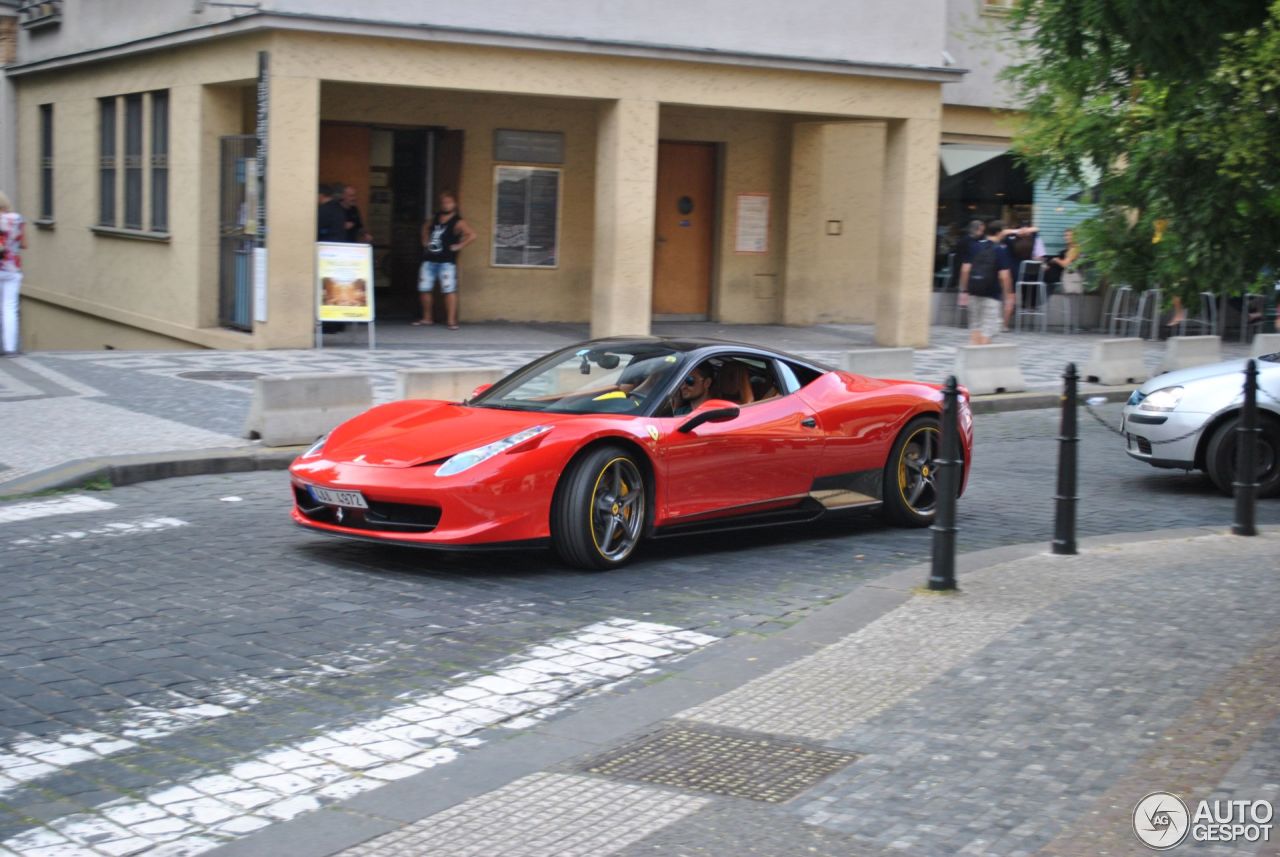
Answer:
top-left (783, 121), bottom-right (887, 326)
top-left (876, 116), bottom-right (940, 347)
top-left (591, 98), bottom-right (659, 339)
top-left (259, 73), bottom-right (320, 349)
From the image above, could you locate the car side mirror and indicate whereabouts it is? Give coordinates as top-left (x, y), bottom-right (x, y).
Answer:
top-left (677, 399), bottom-right (740, 433)
top-left (468, 383), bottom-right (493, 401)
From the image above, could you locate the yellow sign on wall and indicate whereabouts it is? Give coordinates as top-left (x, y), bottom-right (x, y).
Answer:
top-left (316, 242), bottom-right (375, 322)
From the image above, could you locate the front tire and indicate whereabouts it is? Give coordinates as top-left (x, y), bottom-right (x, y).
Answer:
top-left (1204, 416), bottom-right (1280, 498)
top-left (552, 446), bottom-right (647, 569)
top-left (882, 416), bottom-right (947, 527)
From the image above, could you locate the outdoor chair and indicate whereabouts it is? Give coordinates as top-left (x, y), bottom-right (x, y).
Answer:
top-left (1110, 286), bottom-right (1162, 339)
top-left (1105, 285), bottom-right (1133, 337)
top-left (1013, 260), bottom-right (1048, 334)
top-left (1238, 292), bottom-right (1267, 343)
top-left (1173, 291), bottom-right (1218, 337)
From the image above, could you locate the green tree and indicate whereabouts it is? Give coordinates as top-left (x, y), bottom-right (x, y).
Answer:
top-left (1004, 0), bottom-right (1280, 303)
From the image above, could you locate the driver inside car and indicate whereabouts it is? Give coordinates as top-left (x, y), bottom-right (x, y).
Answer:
top-left (672, 363), bottom-right (715, 415)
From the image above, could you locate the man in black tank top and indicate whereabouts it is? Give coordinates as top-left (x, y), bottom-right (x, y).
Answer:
top-left (416, 191), bottom-right (477, 330)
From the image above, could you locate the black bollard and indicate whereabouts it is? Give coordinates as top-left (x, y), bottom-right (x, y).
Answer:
top-left (1233, 359), bottom-right (1259, 536)
top-left (1052, 363), bottom-right (1079, 555)
top-left (929, 376), bottom-right (960, 591)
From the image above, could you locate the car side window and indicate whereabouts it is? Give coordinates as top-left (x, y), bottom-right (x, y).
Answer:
top-left (712, 355), bottom-right (785, 406)
top-left (777, 359), bottom-right (822, 392)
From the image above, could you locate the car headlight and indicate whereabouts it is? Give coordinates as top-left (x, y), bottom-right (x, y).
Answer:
top-left (436, 425), bottom-right (552, 477)
top-left (301, 435), bottom-right (328, 458)
top-left (1138, 386), bottom-right (1184, 412)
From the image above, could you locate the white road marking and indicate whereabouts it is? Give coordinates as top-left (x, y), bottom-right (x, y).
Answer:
top-left (9, 517), bottom-right (188, 547)
top-left (0, 495), bottom-right (117, 525)
top-left (0, 619), bottom-right (719, 856)
top-left (0, 705), bottom-right (242, 799)
top-left (0, 646), bottom-right (415, 801)
top-left (10, 356), bottom-right (104, 397)
top-left (0, 372), bottom-right (43, 400)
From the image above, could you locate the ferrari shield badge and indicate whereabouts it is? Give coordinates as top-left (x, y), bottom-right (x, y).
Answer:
top-left (646, 425), bottom-right (660, 442)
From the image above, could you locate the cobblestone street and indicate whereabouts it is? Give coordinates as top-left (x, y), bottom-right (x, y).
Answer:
top-left (0, 403), bottom-right (1276, 854)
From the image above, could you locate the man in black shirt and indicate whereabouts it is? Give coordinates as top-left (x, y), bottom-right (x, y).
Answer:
top-left (316, 184), bottom-right (347, 242)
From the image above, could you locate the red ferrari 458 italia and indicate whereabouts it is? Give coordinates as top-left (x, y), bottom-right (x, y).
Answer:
top-left (291, 338), bottom-right (974, 569)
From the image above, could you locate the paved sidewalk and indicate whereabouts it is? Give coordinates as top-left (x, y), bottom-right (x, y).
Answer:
top-left (0, 320), bottom-right (1253, 496)
top-left (194, 527), bottom-right (1279, 857)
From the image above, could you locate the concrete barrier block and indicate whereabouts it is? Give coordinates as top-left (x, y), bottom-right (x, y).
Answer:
top-left (955, 344), bottom-right (1027, 395)
top-left (1251, 333), bottom-right (1280, 358)
top-left (1082, 338), bottom-right (1148, 386)
top-left (396, 367), bottom-right (507, 402)
top-left (244, 373), bottom-right (372, 447)
top-left (1160, 335), bottom-right (1221, 373)
top-left (840, 348), bottom-right (915, 380)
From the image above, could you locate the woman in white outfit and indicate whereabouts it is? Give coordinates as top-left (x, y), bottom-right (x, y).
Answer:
top-left (0, 192), bottom-right (27, 356)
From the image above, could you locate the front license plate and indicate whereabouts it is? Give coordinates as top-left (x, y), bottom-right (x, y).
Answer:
top-left (309, 486), bottom-right (369, 509)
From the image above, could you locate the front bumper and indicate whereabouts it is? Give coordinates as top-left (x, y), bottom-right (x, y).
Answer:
top-left (1119, 406), bottom-right (1207, 469)
top-left (289, 457), bottom-right (559, 546)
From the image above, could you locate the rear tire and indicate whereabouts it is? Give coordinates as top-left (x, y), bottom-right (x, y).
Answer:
top-left (882, 416), bottom-right (947, 528)
top-left (1204, 416), bottom-right (1280, 498)
top-left (552, 446), bottom-right (647, 570)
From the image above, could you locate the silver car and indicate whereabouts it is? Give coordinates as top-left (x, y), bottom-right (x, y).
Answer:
top-left (1121, 353), bottom-right (1280, 496)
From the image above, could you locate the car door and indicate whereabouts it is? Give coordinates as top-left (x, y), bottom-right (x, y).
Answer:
top-left (657, 357), bottom-right (824, 521)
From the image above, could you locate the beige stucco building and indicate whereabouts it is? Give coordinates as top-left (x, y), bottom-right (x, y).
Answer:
top-left (4, 1), bottom-right (1024, 351)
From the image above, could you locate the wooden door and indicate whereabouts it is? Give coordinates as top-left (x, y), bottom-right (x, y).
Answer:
top-left (319, 123), bottom-right (371, 218)
top-left (652, 141), bottom-right (716, 316)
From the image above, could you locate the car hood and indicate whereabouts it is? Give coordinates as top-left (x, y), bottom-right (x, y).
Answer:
top-left (1141, 356), bottom-right (1280, 392)
top-left (323, 401), bottom-right (574, 467)
top-left (1135, 356), bottom-right (1280, 415)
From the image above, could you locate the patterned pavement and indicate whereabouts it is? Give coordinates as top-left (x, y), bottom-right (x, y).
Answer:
top-left (337, 533), bottom-right (1280, 857)
top-left (0, 320), bottom-right (1275, 855)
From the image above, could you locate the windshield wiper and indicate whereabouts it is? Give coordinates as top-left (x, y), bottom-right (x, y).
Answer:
top-left (473, 402), bottom-right (541, 412)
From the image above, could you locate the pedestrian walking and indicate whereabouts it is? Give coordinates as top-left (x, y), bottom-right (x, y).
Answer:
top-left (417, 191), bottom-right (476, 331)
top-left (0, 192), bottom-right (28, 356)
top-left (958, 219), bottom-right (1013, 345)
top-left (946, 218), bottom-right (986, 292)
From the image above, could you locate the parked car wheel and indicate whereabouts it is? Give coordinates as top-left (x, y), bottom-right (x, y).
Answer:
top-left (552, 446), bottom-right (647, 569)
top-left (1204, 416), bottom-right (1280, 498)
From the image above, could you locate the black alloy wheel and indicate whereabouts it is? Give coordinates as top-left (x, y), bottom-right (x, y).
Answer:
top-left (552, 446), bottom-right (647, 569)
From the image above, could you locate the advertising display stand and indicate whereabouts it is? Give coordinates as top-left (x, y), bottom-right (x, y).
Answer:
top-left (315, 242), bottom-right (376, 350)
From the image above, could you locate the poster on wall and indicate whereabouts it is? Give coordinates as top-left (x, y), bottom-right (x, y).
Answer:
top-left (253, 248), bottom-right (268, 324)
top-left (492, 166), bottom-right (561, 268)
top-left (316, 242), bottom-right (375, 323)
top-left (734, 192), bottom-right (770, 254)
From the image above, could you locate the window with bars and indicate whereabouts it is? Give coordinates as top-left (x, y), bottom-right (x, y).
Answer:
top-left (123, 94), bottom-right (143, 229)
top-left (96, 90), bottom-right (170, 235)
top-left (150, 91), bottom-right (169, 233)
top-left (98, 98), bottom-right (116, 227)
top-left (39, 104), bottom-right (53, 221)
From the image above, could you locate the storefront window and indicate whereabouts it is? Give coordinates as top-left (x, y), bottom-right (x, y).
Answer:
top-left (935, 142), bottom-right (1033, 286)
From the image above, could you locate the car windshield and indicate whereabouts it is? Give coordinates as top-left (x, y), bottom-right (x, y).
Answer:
top-left (471, 344), bottom-right (684, 414)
